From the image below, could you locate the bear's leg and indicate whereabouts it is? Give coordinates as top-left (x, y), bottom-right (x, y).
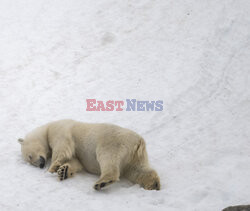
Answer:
top-left (124, 165), bottom-right (160, 190)
top-left (94, 152), bottom-right (122, 190)
top-left (49, 142), bottom-right (75, 173)
top-left (57, 158), bottom-right (83, 181)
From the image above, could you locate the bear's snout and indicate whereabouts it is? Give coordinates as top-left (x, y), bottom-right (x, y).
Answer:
top-left (39, 156), bottom-right (45, 168)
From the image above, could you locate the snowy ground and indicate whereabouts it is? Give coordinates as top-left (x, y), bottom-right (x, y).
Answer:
top-left (0, 0), bottom-right (250, 210)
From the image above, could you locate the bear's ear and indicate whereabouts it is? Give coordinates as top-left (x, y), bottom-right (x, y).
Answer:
top-left (18, 138), bottom-right (24, 144)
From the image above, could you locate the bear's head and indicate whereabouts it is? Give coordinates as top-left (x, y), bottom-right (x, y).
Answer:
top-left (18, 138), bottom-right (49, 168)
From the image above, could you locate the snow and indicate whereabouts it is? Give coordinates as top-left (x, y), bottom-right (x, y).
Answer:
top-left (0, 0), bottom-right (250, 210)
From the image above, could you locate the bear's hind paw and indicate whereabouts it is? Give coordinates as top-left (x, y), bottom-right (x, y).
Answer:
top-left (57, 165), bottom-right (73, 181)
top-left (94, 180), bottom-right (114, 190)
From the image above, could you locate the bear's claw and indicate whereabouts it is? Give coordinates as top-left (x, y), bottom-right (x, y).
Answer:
top-left (49, 161), bottom-right (61, 173)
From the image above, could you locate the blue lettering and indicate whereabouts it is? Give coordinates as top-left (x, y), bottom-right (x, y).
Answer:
top-left (145, 101), bottom-right (155, 111)
top-left (137, 101), bottom-right (147, 111)
top-left (155, 100), bottom-right (163, 111)
top-left (126, 99), bottom-right (136, 111)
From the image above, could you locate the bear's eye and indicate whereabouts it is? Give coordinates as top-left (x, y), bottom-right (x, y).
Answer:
top-left (29, 155), bottom-right (32, 160)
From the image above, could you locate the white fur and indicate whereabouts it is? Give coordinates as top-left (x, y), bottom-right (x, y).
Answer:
top-left (19, 119), bottom-right (160, 190)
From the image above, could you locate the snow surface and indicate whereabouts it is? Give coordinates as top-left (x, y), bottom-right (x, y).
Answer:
top-left (0, 0), bottom-right (250, 210)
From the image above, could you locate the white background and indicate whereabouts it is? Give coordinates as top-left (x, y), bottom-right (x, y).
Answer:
top-left (0, 0), bottom-right (249, 210)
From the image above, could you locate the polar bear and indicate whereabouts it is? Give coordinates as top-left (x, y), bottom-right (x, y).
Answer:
top-left (18, 119), bottom-right (160, 190)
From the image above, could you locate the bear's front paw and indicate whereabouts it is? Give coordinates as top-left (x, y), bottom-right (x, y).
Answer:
top-left (49, 161), bottom-right (61, 173)
top-left (57, 165), bottom-right (74, 181)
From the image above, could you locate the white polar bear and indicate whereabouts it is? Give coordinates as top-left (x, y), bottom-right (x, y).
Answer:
top-left (18, 119), bottom-right (160, 190)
